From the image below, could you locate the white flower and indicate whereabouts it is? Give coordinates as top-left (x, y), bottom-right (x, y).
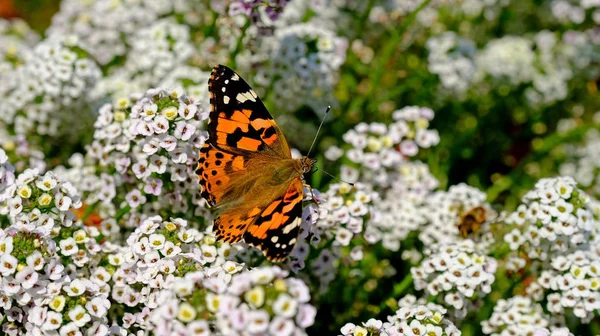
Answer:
top-left (269, 317), bottom-right (294, 336)
top-left (15, 266), bottom-right (38, 289)
top-left (244, 286), bottom-right (265, 308)
top-left (68, 305), bottom-right (91, 327)
top-left (64, 279), bottom-right (86, 297)
top-left (43, 311), bottom-right (63, 330)
top-left (59, 237), bottom-right (79, 256)
top-left (8, 197), bottom-right (23, 216)
top-left (174, 121), bottom-right (196, 141)
top-left (504, 229), bottom-right (525, 250)
top-left (55, 193), bottom-right (72, 211)
top-left (187, 320), bottom-right (210, 335)
top-left (59, 322), bottom-right (81, 336)
top-left (177, 302), bottom-right (197, 322)
top-left (0, 253), bottom-right (18, 275)
top-left (125, 189), bottom-right (145, 208)
top-left (148, 233), bottom-right (166, 250)
top-left (272, 293), bottom-right (298, 318)
top-left (86, 297), bottom-right (109, 318)
top-left (246, 310), bottom-right (270, 334)
top-left (0, 236), bottom-right (14, 255)
top-left (36, 174), bottom-right (57, 191)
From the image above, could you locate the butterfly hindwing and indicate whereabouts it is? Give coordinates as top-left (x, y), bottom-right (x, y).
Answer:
top-left (213, 206), bottom-right (263, 244)
top-left (196, 143), bottom-right (248, 207)
top-left (244, 178), bottom-right (304, 262)
top-left (208, 64), bottom-right (291, 156)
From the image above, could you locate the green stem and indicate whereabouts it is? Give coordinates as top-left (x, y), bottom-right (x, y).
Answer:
top-left (230, 20), bottom-right (251, 69)
top-left (379, 274), bottom-right (413, 311)
top-left (356, 0), bottom-right (377, 37)
top-left (348, 0), bottom-right (431, 114)
top-left (81, 202), bottom-right (99, 223)
top-left (115, 205), bottom-right (131, 222)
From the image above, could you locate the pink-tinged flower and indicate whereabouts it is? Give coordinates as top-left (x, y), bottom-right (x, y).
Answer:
top-left (174, 121), bottom-right (196, 141)
top-left (143, 178), bottom-right (163, 196)
top-left (246, 310), bottom-right (270, 334)
top-left (149, 155), bottom-right (168, 174)
top-left (269, 317), bottom-right (294, 336)
top-left (126, 189), bottom-right (146, 208)
top-left (400, 140), bottom-right (419, 156)
top-left (132, 160), bottom-right (151, 179)
top-left (136, 120), bottom-right (155, 136)
top-left (179, 103), bottom-right (197, 120)
top-left (159, 135), bottom-right (178, 151)
top-left (296, 304), bottom-right (316, 328)
top-left (152, 116), bottom-right (170, 134)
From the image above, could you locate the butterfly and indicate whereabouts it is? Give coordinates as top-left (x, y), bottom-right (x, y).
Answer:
top-left (196, 64), bottom-right (316, 262)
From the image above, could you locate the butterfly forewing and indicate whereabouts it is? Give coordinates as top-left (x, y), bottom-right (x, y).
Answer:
top-left (208, 65), bottom-right (291, 157)
top-left (199, 64), bottom-right (307, 262)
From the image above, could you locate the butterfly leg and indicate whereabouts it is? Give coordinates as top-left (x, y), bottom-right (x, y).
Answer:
top-left (304, 183), bottom-right (320, 206)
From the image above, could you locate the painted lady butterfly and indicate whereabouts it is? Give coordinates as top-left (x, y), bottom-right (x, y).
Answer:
top-left (197, 65), bottom-right (315, 262)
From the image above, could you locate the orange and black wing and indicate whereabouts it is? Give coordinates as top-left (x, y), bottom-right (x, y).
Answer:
top-left (244, 178), bottom-right (304, 261)
top-left (197, 143), bottom-right (248, 207)
top-left (207, 64), bottom-right (291, 156)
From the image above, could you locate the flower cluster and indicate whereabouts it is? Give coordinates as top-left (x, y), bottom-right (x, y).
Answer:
top-left (47, 0), bottom-right (206, 66)
top-left (481, 296), bottom-right (557, 335)
top-left (0, 168), bottom-right (109, 334)
top-left (151, 266), bottom-right (316, 335)
top-left (92, 20), bottom-right (195, 100)
top-left (314, 182), bottom-right (378, 248)
top-left (229, 0), bottom-right (291, 28)
top-left (412, 240), bottom-right (497, 318)
top-left (419, 183), bottom-right (494, 246)
top-left (66, 87), bottom-right (209, 239)
top-left (504, 176), bottom-right (596, 263)
top-left (0, 149), bottom-right (15, 202)
top-left (341, 295), bottom-right (461, 336)
top-left (331, 106), bottom-right (440, 189)
top-left (0, 19), bottom-right (39, 72)
top-left (426, 32), bottom-right (477, 95)
top-left (475, 36), bottom-right (536, 86)
top-left (560, 129), bottom-right (600, 198)
top-left (535, 328), bottom-right (575, 336)
top-left (371, 161), bottom-right (439, 252)
top-left (104, 216), bottom-right (243, 334)
top-left (257, 23), bottom-right (347, 116)
top-left (551, 0), bottom-right (600, 25)
top-left (0, 169), bottom-right (82, 231)
top-left (534, 250), bottom-right (600, 323)
top-left (0, 36), bottom-right (100, 138)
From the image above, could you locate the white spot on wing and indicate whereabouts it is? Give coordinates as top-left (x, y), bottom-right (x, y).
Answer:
top-left (225, 79), bottom-right (229, 84)
top-left (222, 87), bottom-right (226, 92)
top-left (282, 217), bottom-right (301, 235)
top-left (223, 96), bottom-right (230, 104)
top-left (271, 236), bottom-right (279, 243)
top-left (250, 90), bottom-right (257, 98)
top-left (289, 238), bottom-right (296, 245)
top-left (231, 74), bottom-right (239, 81)
top-left (236, 91), bottom-right (256, 103)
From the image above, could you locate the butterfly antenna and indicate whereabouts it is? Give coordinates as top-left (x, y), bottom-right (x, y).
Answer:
top-left (313, 167), bottom-right (355, 186)
top-left (306, 105), bottom-right (330, 158)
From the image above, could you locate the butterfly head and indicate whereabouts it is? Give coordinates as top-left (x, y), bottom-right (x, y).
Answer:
top-left (300, 156), bottom-right (316, 174)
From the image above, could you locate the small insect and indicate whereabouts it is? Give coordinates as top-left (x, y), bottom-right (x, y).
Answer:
top-left (197, 64), bottom-right (317, 262)
top-left (457, 206), bottom-right (487, 238)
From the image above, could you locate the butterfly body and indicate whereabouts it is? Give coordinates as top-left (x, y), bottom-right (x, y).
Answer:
top-left (197, 65), bottom-right (314, 261)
